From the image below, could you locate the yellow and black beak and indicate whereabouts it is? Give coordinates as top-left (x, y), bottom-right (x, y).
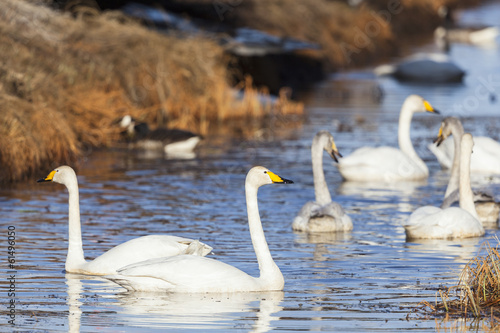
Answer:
top-left (267, 171), bottom-right (294, 184)
top-left (37, 170), bottom-right (56, 183)
top-left (327, 142), bottom-right (342, 163)
top-left (433, 125), bottom-right (445, 146)
top-left (424, 100), bottom-right (440, 114)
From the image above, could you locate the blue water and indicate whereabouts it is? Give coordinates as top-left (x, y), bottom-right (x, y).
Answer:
top-left (2, 2), bottom-right (500, 332)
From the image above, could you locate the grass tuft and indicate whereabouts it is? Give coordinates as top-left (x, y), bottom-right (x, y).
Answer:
top-left (419, 239), bottom-right (500, 329)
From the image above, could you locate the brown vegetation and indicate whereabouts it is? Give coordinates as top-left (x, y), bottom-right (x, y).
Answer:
top-left (168, 0), bottom-right (482, 70)
top-left (0, 0), bottom-right (302, 183)
top-left (419, 240), bottom-right (500, 330)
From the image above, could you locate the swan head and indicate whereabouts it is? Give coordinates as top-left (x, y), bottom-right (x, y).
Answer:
top-left (246, 166), bottom-right (294, 187)
top-left (403, 95), bottom-right (440, 115)
top-left (37, 165), bottom-right (76, 186)
top-left (434, 116), bottom-right (463, 146)
top-left (315, 130), bottom-right (342, 162)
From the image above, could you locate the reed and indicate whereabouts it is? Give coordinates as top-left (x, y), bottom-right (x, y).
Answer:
top-left (420, 239), bottom-right (500, 328)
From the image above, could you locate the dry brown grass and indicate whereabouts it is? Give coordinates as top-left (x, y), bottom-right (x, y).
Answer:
top-left (210, 0), bottom-right (483, 69)
top-left (0, 0), bottom-right (302, 183)
top-left (419, 239), bottom-right (500, 330)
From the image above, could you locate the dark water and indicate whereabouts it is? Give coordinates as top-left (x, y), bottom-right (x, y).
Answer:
top-left (2, 3), bottom-right (500, 332)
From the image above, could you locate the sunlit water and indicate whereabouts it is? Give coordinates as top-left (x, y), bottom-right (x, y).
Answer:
top-left (2, 3), bottom-right (500, 332)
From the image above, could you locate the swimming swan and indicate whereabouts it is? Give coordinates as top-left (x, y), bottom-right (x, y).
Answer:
top-left (428, 117), bottom-right (500, 174)
top-left (105, 166), bottom-right (293, 292)
top-left (404, 134), bottom-right (485, 239)
top-left (120, 115), bottom-right (202, 155)
top-left (433, 117), bottom-right (500, 224)
top-left (337, 95), bottom-right (439, 182)
top-left (37, 165), bottom-right (212, 275)
top-left (374, 53), bottom-right (465, 83)
top-left (293, 131), bottom-right (353, 233)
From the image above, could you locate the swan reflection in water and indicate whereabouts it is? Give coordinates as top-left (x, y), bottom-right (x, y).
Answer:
top-left (404, 236), bottom-right (483, 262)
top-left (65, 274), bottom-right (284, 332)
top-left (115, 291), bottom-right (284, 332)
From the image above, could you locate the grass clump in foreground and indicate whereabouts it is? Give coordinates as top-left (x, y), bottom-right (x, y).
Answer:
top-left (0, 0), bottom-right (302, 183)
top-left (419, 240), bottom-right (500, 330)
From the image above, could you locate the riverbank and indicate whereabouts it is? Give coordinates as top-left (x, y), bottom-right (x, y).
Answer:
top-left (0, 0), bottom-right (484, 183)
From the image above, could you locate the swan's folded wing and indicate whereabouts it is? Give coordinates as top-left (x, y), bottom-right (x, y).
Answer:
top-left (107, 255), bottom-right (258, 292)
top-left (87, 235), bottom-right (212, 274)
top-left (469, 137), bottom-right (500, 174)
top-left (338, 146), bottom-right (424, 181)
top-left (405, 206), bottom-right (484, 239)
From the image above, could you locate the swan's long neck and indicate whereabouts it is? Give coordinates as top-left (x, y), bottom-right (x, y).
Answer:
top-left (311, 138), bottom-right (332, 206)
top-left (444, 123), bottom-right (464, 198)
top-left (245, 182), bottom-right (283, 285)
top-left (398, 104), bottom-right (427, 173)
top-left (459, 137), bottom-right (479, 220)
top-left (65, 178), bottom-right (86, 271)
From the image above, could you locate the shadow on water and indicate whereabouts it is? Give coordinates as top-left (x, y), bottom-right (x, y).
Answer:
top-left (3, 3), bottom-right (500, 332)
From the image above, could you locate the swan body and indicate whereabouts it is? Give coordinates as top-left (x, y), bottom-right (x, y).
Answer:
top-left (38, 166), bottom-right (212, 275)
top-left (338, 95), bottom-right (439, 182)
top-left (374, 53), bottom-right (465, 83)
top-left (429, 125), bottom-right (500, 174)
top-left (432, 117), bottom-right (500, 224)
top-left (120, 115), bottom-right (201, 155)
top-left (293, 131), bottom-right (352, 232)
top-left (404, 134), bottom-right (485, 239)
top-left (435, 26), bottom-right (499, 50)
top-left (106, 166), bottom-right (293, 292)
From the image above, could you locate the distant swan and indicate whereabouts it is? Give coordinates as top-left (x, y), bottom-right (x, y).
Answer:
top-left (105, 166), bottom-right (293, 292)
top-left (38, 165), bottom-right (212, 275)
top-left (293, 131), bottom-right (352, 233)
top-left (432, 117), bottom-right (500, 224)
top-left (404, 134), bottom-right (485, 239)
top-left (338, 95), bottom-right (439, 182)
top-left (120, 115), bottom-right (202, 155)
top-left (428, 117), bottom-right (500, 174)
top-left (435, 26), bottom-right (499, 51)
top-left (374, 53), bottom-right (465, 83)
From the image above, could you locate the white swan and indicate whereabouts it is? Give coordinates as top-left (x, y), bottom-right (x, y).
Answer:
top-left (120, 115), bottom-right (202, 155)
top-left (374, 53), bottom-right (465, 83)
top-left (337, 95), bottom-right (439, 182)
top-left (428, 118), bottom-right (500, 174)
top-left (435, 26), bottom-right (499, 51)
top-left (432, 117), bottom-right (500, 224)
top-left (105, 166), bottom-right (293, 292)
top-left (37, 165), bottom-right (212, 275)
top-left (293, 131), bottom-right (353, 233)
top-left (404, 133), bottom-right (485, 239)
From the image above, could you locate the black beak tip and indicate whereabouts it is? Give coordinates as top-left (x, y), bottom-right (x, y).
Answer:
top-left (283, 179), bottom-right (294, 184)
top-left (37, 178), bottom-right (46, 183)
top-left (433, 109), bottom-right (441, 114)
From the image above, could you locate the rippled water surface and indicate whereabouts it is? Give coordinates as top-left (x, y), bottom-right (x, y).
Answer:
top-left (3, 3), bottom-right (500, 332)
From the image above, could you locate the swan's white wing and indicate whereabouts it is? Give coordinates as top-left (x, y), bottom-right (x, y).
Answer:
top-left (404, 206), bottom-right (484, 239)
top-left (338, 146), bottom-right (426, 181)
top-left (107, 255), bottom-right (261, 292)
top-left (430, 136), bottom-right (500, 173)
top-left (84, 235), bottom-right (212, 275)
top-left (469, 137), bottom-right (500, 174)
